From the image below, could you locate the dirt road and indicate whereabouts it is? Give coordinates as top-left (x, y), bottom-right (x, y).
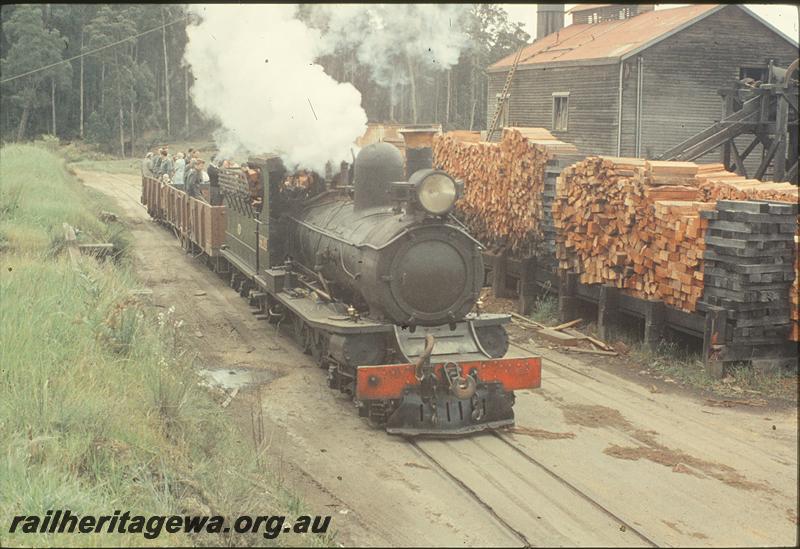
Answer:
top-left (77, 168), bottom-right (798, 547)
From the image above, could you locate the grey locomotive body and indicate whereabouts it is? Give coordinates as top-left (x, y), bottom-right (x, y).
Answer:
top-left (142, 127), bottom-right (541, 436)
top-left (289, 143), bottom-right (484, 327)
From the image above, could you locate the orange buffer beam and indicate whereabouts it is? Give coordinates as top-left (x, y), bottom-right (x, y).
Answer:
top-left (356, 357), bottom-right (541, 401)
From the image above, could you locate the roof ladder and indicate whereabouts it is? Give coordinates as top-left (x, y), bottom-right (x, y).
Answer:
top-left (486, 46), bottom-right (525, 142)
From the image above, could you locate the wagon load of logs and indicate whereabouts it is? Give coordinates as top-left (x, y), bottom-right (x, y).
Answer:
top-left (553, 157), bottom-right (799, 325)
top-left (433, 128), bottom-right (575, 255)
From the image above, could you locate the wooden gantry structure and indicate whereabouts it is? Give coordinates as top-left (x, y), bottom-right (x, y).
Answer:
top-left (659, 59), bottom-right (799, 183)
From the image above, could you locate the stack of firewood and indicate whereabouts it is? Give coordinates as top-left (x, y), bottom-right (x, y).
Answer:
top-left (552, 156), bottom-right (800, 314)
top-left (553, 156), bottom-right (647, 287)
top-left (552, 157), bottom-right (713, 310)
top-left (434, 128), bottom-right (572, 255)
top-left (650, 200), bottom-right (716, 310)
top-left (697, 178), bottom-right (800, 203)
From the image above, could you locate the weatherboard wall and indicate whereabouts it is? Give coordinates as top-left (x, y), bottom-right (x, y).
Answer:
top-left (488, 63), bottom-right (620, 155)
top-left (634, 4), bottom-right (798, 170)
top-left (488, 5), bottom-right (798, 167)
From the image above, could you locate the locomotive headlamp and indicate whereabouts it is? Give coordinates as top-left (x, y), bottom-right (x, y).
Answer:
top-left (410, 169), bottom-right (460, 216)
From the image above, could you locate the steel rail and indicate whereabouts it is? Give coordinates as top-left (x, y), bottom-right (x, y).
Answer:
top-left (408, 440), bottom-right (533, 548)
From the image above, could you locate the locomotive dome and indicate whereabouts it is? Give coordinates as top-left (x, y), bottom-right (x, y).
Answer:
top-left (353, 143), bottom-right (405, 210)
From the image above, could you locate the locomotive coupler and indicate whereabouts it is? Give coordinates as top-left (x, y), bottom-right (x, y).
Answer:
top-left (442, 362), bottom-right (477, 400)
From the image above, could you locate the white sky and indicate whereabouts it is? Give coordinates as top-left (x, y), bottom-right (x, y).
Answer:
top-left (502, 4), bottom-right (799, 44)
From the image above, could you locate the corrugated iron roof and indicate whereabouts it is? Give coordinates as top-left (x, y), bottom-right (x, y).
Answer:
top-left (490, 4), bottom-right (722, 70)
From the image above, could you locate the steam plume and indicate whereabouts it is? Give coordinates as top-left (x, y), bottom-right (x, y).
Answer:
top-left (309, 5), bottom-right (471, 91)
top-left (184, 5), bottom-right (367, 172)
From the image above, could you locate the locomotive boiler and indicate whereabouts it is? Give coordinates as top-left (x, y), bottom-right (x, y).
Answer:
top-left (289, 141), bottom-right (483, 327)
top-left (142, 126), bottom-right (541, 436)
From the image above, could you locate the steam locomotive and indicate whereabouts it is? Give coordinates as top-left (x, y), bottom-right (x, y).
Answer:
top-left (141, 127), bottom-right (541, 436)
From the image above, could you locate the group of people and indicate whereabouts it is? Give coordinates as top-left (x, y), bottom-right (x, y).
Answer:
top-left (142, 146), bottom-right (210, 199)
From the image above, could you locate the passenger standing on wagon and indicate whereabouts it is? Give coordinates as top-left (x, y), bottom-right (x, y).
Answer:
top-left (207, 160), bottom-right (221, 205)
top-left (142, 152), bottom-right (154, 176)
top-left (172, 152), bottom-right (186, 187)
top-left (152, 148), bottom-right (164, 175)
top-left (159, 148), bottom-right (173, 180)
top-left (183, 156), bottom-right (197, 189)
top-left (186, 159), bottom-right (204, 198)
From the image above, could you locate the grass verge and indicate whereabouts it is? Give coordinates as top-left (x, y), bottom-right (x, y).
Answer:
top-left (0, 144), bottom-right (333, 547)
top-left (68, 158), bottom-right (141, 176)
top-left (528, 289), bottom-right (559, 326)
top-left (603, 322), bottom-right (796, 402)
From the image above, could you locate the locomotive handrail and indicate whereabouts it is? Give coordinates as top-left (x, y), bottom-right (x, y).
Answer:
top-left (339, 246), bottom-right (360, 280)
top-left (289, 216), bottom-right (484, 253)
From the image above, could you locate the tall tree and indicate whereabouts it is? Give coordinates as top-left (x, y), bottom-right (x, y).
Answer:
top-left (1, 5), bottom-right (71, 140)
top-left (161, 6), bottom-right (170, 137)
top-left (84, 6), bottom-right (136, 155)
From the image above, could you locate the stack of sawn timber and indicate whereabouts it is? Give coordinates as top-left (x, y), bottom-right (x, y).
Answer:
top-left (553, 157), bottom-right (716, 311)
top-left (433, 127), bottom-right (575, 256)
top-left (553, 157), bottom-right (799, 325)
top-left (698, 178), bottom-right (799, 341)
top-left (698, 200), bottom-right (798, 345)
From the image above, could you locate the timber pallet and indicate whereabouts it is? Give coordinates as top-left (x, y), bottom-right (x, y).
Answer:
top-left (484, 198), bottom-right (798, 377)
top-left (483, 253), bottom-right (797, 378)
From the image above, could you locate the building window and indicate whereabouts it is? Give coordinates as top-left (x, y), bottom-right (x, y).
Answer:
top-left (552, 93), bottom-right (569, 131)
top-left (739, 66), bottom-right (768, 84)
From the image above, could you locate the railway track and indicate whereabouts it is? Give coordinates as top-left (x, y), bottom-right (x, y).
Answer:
top-left (81, 168), bottom-right (798, 547)
top-left (79, 168), bottom-right (147, 207)
top-left (410, 439), bottom-right (533, 547)
top-left (401, 340), bottom-right (664, 547)
top-left (411, 432), bottom-right (657, 547)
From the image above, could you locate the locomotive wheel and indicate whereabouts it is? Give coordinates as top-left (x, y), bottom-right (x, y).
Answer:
top-left (266, 297), bottom-right (284, 325)
top-left (301, 326), bottom-right (313, 355)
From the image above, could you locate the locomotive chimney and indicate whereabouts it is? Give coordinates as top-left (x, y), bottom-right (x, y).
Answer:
top-left (399, 125), bottom-right (442, 179)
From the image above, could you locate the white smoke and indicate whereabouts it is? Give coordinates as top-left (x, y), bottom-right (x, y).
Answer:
top-left (184, 5), bottom-right (367, 172)
top-left (183, 5), bottom-right (472, 171)
top-left (309, 4), bottom-right (471, 91)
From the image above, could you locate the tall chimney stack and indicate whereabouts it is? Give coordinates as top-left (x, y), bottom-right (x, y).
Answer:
top-left (537, 4), bottom-right (564, 39)
top-left (399, 125), bottom-right (442, 178)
